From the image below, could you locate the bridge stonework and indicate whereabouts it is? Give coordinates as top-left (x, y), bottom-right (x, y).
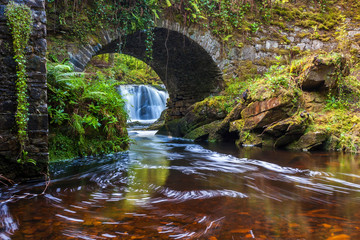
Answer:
top-left (0, 0), bottom-right (48, 180)
top-left (68, 20), bottom-right (226, 119)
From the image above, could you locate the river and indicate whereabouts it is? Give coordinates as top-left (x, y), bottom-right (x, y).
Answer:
top-left (1, 128), bottom-right (360, 239)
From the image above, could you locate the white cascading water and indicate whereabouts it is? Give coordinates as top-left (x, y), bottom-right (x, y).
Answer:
top-left (118, 85), bottom-right (168, 122)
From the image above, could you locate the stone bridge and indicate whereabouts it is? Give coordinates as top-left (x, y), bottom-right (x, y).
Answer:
top-left (68, 20), bottom-right (225, 118)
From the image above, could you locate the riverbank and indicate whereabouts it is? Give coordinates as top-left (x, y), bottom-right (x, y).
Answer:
top-left (160, 51), bottom-right (360, 153)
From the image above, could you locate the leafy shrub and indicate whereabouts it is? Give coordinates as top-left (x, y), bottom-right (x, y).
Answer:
top-left (48, 62), bottom-right (130, 161)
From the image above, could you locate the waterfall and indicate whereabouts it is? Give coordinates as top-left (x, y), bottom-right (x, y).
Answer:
top-left (118, 85), bottom-right (168, 122)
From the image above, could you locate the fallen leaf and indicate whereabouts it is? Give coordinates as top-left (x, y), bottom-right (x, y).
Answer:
top-left (326, 234), bottom-right (350, 240)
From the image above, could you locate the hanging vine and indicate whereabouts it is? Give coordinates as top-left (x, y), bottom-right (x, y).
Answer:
top-left (46, 0), bottom-right (159, 60)
top-left (5, 1), bottom-right (35, 164)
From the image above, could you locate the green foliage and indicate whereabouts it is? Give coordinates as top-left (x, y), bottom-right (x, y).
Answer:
top-left (48, 62), bottom-right (130, 161)
top-left (46, 0), bottom-right (160, 59)
top-left (5, 2), bottom-right (34, 164)
top-left (86, 54), bottom-right (161, 85)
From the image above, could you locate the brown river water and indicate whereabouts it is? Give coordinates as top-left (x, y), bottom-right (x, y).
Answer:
top-left (1, 130), bottom-right (360, 239)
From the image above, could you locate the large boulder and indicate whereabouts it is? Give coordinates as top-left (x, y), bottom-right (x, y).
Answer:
top-left (287, 131), bottom-right (328, 151)
top-left (264, 113), bottom-right (310, 148)
top-left (184, 120), bottom-right (223, 142)
top-left (301, 56), bottom-right (348, 91)
top-left (209, 101), bottom-right (247, 142)
top-left (241, 97), bottom-right (294, 130)
top-left (158, 97), bottom-right (229, 137)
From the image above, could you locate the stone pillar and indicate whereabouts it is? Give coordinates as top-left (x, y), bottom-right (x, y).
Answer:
top-left (0, 0), bottom-right (48, 181)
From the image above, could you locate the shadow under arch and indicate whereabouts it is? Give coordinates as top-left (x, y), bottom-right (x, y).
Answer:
top-left (71, 27), bottom-right (224, 118)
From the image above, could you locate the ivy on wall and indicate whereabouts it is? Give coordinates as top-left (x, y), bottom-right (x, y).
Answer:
top-left (5, 1), bottom-right (35, 164)
top-left (46, 0), bottom-right (159, 60)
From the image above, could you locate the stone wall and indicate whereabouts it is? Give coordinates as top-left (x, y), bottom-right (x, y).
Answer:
top-left (0, 0), bottom-right (48, 181)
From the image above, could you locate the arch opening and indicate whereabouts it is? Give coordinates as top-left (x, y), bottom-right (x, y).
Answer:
top-left (85, 53), bottom-right (169, 123)
top-left (72, 27), bottom-right (224, 119)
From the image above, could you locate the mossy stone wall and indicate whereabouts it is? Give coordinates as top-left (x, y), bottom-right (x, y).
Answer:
top-left (0, 0), bottom-right (48, 181)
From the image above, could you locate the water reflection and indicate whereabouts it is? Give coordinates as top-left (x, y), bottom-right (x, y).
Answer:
top-left (1, 131), bottom-right (360, 239)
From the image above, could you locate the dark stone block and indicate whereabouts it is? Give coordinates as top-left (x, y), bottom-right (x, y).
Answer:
top-left (28, 86), bottom-right (46, 100)
top-left (28, 114), bottom-right (48, 131)
top-left (25, 0), bottom-right (45, 9)
top-left (34, 38), bottom-right (46, 55)
top-left (0, 25), bottom-right (10, 35)
top-left (27, 54), bottom-right (46, 72)
top-left (0, 5), bottom-right (5, 21)
top-left (0, 136), bottom-right (17, 151)
top-left (4, 55), bottom-right (16, 69)
top-left (69, 57), bottom-right (85, 71)
top-left (32, 10), bottom-right (46, 23)
top-left (0, 100), bottom-right (15, 112)
top-left (0, 113), bottom-right (15, 130)
top-left (28, 103), bottom-right (47, 114)
top-left (93, 43), bottom-right (102, 53)
top-left (28, 72), bottom-right (46, 83)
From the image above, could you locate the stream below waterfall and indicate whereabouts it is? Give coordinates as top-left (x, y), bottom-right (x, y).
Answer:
top-left (1, 128), bottom-right (360, 239)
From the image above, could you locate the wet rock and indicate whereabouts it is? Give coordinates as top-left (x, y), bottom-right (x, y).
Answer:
top-left (161, 97), bottom-right (229, 137)
top-left (264, 114), bottom-right (310, 148)
top-left (156, 118), bottom-right (187, 137)
top-left (287, 131), bottom-right (328, 151)
top-left (211, 102), bottom-right (246, 140)
top-left (236, 131), bottom-right (262, 147)
top-left (147, 110), bottom-right (167, 130)
top-left (184, 120), bottom-right (223, 142)
top-left (241, 97), bottom-right (293, 130)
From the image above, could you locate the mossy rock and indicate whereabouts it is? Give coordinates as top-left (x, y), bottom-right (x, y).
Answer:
top-left (157, 118), bottom-right (188, 137)
top-left (236, 131), bottom-right (262, 147)
top-left (287, 131), bottom-right (328, 151)
top-left (229, 119), bottom-right (245, 133)
top-left (184, 120), bottom-right (223, 142)
top-left (263, 112), bottom-right (310, 148)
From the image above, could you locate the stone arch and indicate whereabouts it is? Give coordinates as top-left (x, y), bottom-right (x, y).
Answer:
top-left (69, 24), bottom-right (224, 118)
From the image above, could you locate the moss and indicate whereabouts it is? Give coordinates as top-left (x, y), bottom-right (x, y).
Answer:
top-left (184, 120), bottom-right (223, 141)
top-left (297, 32), bottom-right (311, 38)
top-left (229, 119), bottom-right (245, 133)
top-left (271, 21), bottom-right (286, 29)
top-left (281, 35), bottom-right (291, 44)
top-left (49, 131), bottom-right (78, 162)
top-left (308, 108), bottom-right (360, 152)
top-left (193, 96), bottom-right (231, 116)
top-left (237, 131), bottom-right (262, 147)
